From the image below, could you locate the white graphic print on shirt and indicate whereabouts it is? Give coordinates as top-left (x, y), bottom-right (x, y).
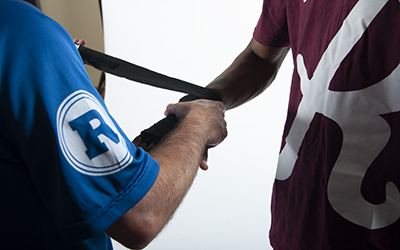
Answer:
top-left (275, 0), bottom-right (400, 229)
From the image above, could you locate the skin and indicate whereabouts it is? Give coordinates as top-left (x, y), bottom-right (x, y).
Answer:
top-left (73, 38), bottom-right (227, 249)
top-left (198, 38), bottom-right (290, 165)
top-left (73, 38), bottom-right (86, 46)
top-left (207, 38), bottom-right (290, 110)
top-left (75, 37), bottom-right (288, 249)
top-left (133, 39), bottom-right (289, 170)
top-left (118, 38), bottom-right (289, 249)
top-left (106, 100), bottom-right (227, 249)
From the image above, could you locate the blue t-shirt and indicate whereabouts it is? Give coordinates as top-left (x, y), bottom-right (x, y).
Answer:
top-left (0, 1), bottom-right (159, 249)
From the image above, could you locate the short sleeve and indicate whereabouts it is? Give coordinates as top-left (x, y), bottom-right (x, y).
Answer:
top-left (0, 0), bottom-right (159, 245)
top-left (253, 0), bottom-right (290, 47)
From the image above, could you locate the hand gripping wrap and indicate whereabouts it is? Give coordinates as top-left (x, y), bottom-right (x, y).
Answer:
top-left (139, 90), bottom-right (222, 145)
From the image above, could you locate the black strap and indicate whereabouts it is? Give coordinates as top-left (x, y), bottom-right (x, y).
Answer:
top-left (77, 45), bottom-right (222, 146)
top-left (139, 94), bottom-right (221, 145)
top-left (77, 45), bottom-right (220, 101)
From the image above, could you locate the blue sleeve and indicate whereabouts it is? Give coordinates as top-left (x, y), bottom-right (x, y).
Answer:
top-left (0, 0), bottom-right (159, 243)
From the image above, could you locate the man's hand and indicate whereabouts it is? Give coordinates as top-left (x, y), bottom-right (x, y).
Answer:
top-left (107, 100), bottom-right (227, 249)
top-left (164, 100), bottom-right (227, 171)
top-left (134, 99), bottom-right (227, 170)
top-left (73, 38), bottom-right (87, 46)
top-left (165, 100), bottom-right (227, 147)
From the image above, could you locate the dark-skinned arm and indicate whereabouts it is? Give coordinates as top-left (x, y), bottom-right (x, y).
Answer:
top-left (207, 38), bottom-right (290, 110)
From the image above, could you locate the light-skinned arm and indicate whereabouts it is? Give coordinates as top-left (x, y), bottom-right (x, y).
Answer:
top-left (105, 99), bottom-right (227, 249)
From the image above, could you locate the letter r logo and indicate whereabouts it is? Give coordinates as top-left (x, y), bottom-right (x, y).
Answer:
top-left (69, 110), bottom-right (120, 160)
top-left (57, 91), bottom-right (133, 176)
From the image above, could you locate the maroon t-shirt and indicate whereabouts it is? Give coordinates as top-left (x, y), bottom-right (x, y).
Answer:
top-left (254, 0), bottom-right (400, 249)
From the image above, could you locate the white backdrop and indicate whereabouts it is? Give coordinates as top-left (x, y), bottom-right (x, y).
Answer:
top-left (101, 0), bottom-right (292, 249)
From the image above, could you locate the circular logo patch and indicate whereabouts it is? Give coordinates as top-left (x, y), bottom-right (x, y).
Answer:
top-left (57, 90), bottom-right (132, 176)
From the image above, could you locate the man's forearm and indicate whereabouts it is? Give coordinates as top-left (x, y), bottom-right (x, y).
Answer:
top-left (147, 116), bottom-right (208, 223)
top-left (207, 39), bottom-right (289, 110)
top-left (105, 118), bottom-right (206, 249)
top-left (106, 100), bottom-right (226, 249)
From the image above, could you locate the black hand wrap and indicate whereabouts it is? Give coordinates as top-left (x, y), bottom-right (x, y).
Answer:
top-left (76, 45), bottom-right (223, 146)
top-left (139, 88), bottom-right (221, 145)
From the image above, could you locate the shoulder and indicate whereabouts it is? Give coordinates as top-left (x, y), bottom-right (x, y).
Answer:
top-left (0, 0), bottom-right (70, 48)
top-left (0, 1), bottom-right (48, 30)
top-left (0, 0), bottom-right (80, 76)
